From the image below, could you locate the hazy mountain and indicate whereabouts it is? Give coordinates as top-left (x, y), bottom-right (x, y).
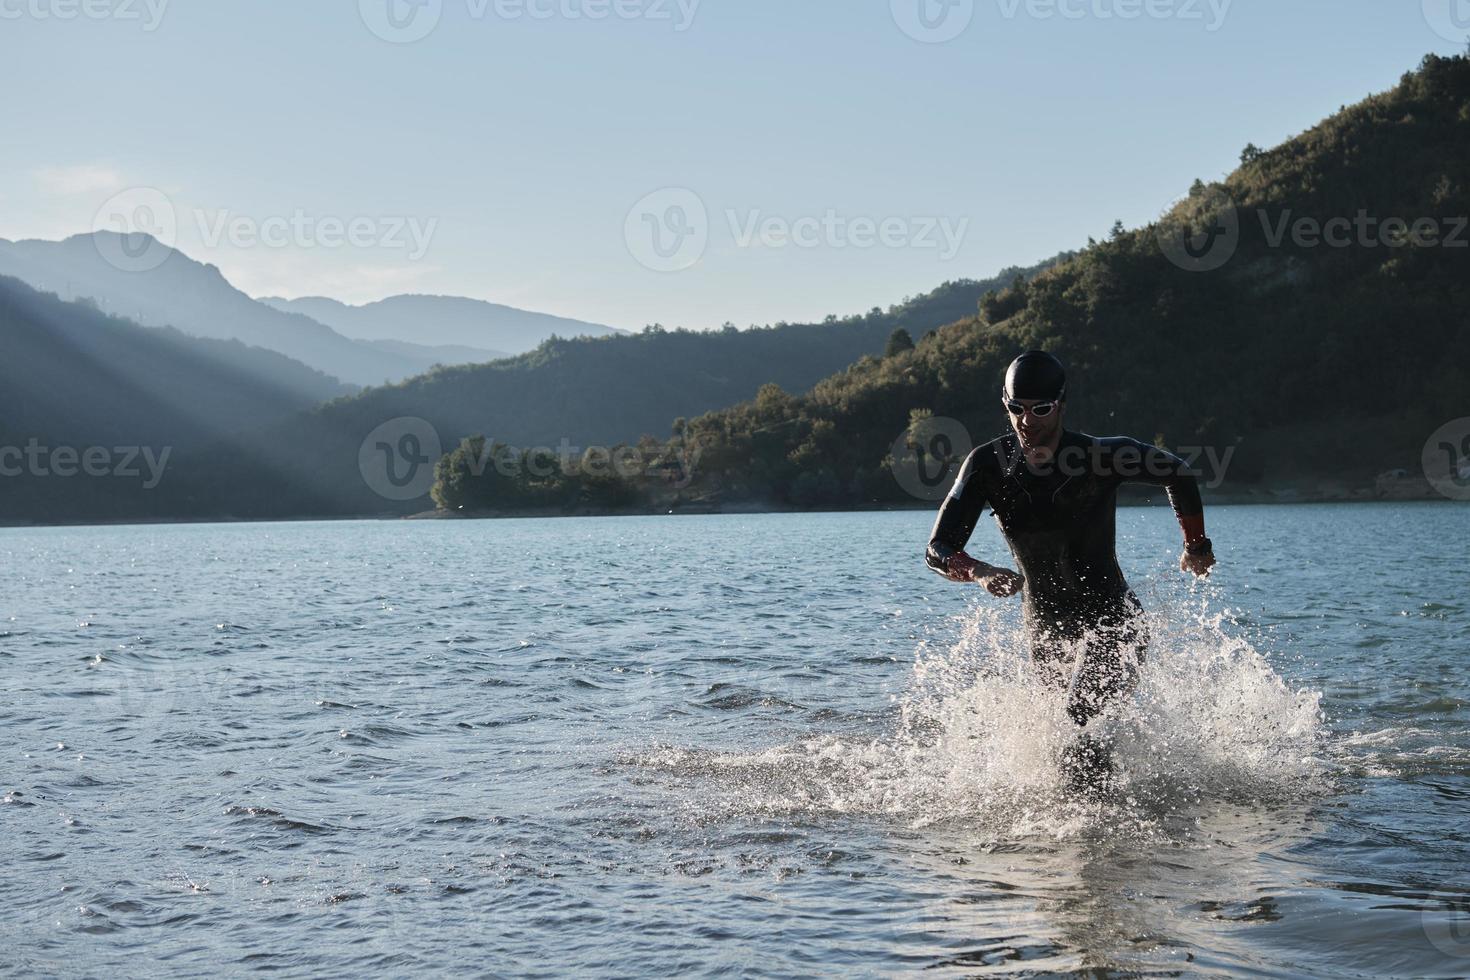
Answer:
top-left (146, 262), bottom-right (1059, 521)
top-left (0, 233), bottom-right (453, 387)
top-left (0, 273), bottom-right (347, 443)
top-left (363, 337), bottom-right (511, 368)
top-left (259, 294), bottom-right (623, 354)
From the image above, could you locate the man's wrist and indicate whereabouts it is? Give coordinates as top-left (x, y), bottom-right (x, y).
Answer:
top-left (948, 552), bottom-right (982, 581)
top-left (1184, 536), bottom-right (1213, 556)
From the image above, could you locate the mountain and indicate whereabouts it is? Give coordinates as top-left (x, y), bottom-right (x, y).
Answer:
top-left (278, 263), bottom-right (1057, 450)
top-left (0, 275), bottom-right (349, 522)
top-left (34, 57), bottom-right (1463, 522)
top-left (125, 261), bottom-right (1058, 521)
top-left (0, 234), bottom-right (463, 386)
top-left (260, 294), bottom-right (622, 354)
top-left (362, 337), bottom-right (510, 366)
top-left (0, 275), bottom-right (347, 443)
top-left (590, 53), bottom-right (1470, 511)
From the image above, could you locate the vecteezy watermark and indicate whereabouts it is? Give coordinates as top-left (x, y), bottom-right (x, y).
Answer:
top-left (624, 187), bottom-right (970, 272)
top-left (891, 0), bottom-right (1229, 42)
top-left (891, 0), bottom-right (975, 43)
top-left (0, 439), bottom-right (172, 489)
top-left (0, 0), bottom-right (169, 30)
top-left (1156, 186), bottom-right (1239, 273)
top-left (359, 0), bottom-right (442, 43)
top-left (1258, 210), bottom-right (1469, 250)
top-left (728, 209), bottom-right (969, 260)
top-left (92, 186), bottom-right (178, 273)
top-left (90, 644), bottom-right (255, 731)
top-left (1422, 898), bottom-right (1470, 959)
top-left (889, 415), bottom-right (974, 501)
top-left (1422, 418), bottom-right (1470, 502)
top-left (91, 187), bottom-right (439, 271)
top-left (1159, 191), bottom-right (1468, 272)
top-left (359, 417), bottom-right (708, 503)
top-left (888, 417), bottom-right (1237, 500)
top-left (1242, 206), bottom-right (1469, 257)
top-left (443, 435), bottom-right (702, 488)
top-left (360, 417), bottom-right (443, 501)
top-left (1422, 0), bottom-right (1470, 43)
top-left (994, 0), bottom-right (1231, 31)
top-left (358, 0), bottom-right (699, 43)
top-left (625, 188), bottom-right (709, 273)
top-left (195, 209), bottom-right (438, 261)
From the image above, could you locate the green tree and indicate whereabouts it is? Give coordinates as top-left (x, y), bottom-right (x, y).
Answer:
top-left (884, 327), bottom-right (915, 357)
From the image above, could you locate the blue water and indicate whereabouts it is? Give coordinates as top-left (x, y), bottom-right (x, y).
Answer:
top-left (3, 503), bottom-right (1468, 977)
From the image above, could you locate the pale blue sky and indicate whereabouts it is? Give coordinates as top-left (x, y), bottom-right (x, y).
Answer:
top-left (0, 0), bottom-right (1463, 330)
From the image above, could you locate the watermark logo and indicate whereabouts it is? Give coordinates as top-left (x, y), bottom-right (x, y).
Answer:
top-left (474, 0), bottom-right (700, 29)
top-left (1159, 195), bottom-right (1467, 274)
top-left (891, 0), bottom-right (974, 43)
top-left (90, 187), bottom-right (439, 272)
top-left (360, 0), bottom-right (700, 42)
top-left (92, 186), bottom-right (177, 273)
top-left (1422, 900), bottom-right (1470, 959)
top-left (891, 0), bottom-right (1233, 41)
top-left (626, 188), bottom-right (970, 272)
top-left (1423, 0), bottom-right (1470, 43)
top-left (625, 187), bottom-right (708, 273)
top-left (1422, 418), bottom-right (1470, 501)
top-left (995, 0), bottom-right (1232, 31)
top-left (728, 209), bottom-right (969, 260)
top-left (359, 0), bottom-right (443, 43)
top-left (360, 417), bottom-right (443, 501)
top-left (888, 419), bottom-right (1237, 500)
top-left (890, 415), bottom-right (974, 501)
top-left (443, 436), bottom-right (701, 487)
top-left (1158, 195), bottom-right (1470, 274)
top-left (1157, 186), bottom-right (1238, 273)
top-left (0, 0), bottom-right (170, 30)
top-left (1259, 210), bottom-right (1467, 250)
top-left (194, 209), bottom-right (438, 260)
top-left (0, 439), bottom-right (171, 488)
top-left (91, 648), bottom-right (254, 731)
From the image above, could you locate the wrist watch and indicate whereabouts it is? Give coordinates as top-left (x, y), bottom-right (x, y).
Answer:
top-left (1185, 537), bottom-right (1213, 556)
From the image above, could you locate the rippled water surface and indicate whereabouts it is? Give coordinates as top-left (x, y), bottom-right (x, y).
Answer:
top-left (3, 503), bottom-right (1469, 977)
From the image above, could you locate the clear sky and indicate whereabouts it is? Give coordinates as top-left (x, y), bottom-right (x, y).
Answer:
top-left (0, 0), bottom-right (1463, 330)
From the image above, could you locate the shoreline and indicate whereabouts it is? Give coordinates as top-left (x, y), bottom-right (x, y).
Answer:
top-left (0, 488), bottom-right (1460, 531)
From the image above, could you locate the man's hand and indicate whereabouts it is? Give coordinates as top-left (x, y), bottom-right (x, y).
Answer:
top-left (945, 552), bottom-right (1023, 596)
top-left (976, 565), bottom-right (1025, 597)
top-left (1180, 547), bottom-right (1216, 578)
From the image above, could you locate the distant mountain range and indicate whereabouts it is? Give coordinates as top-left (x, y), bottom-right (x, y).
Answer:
top-left (0, 234), bottom-right (615, 386)
top-left (0, 273), bottom-right (354, 522)
top-left (15, 57), bottom-right (1463, 525)
top-left (259, 294), bottom-right (622, 353)
top-left (157, 263), bottom-right (1058, 520)
top-left (0, 209), bottom-right (1061, 522)
top-left (0, 273), bottom-right (347, 444)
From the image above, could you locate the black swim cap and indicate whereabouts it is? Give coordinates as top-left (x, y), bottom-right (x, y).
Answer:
top-left (1004, 351), bottom-right (1067, 401)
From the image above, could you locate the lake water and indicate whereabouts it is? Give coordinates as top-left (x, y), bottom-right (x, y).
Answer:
top-left (3, 503), bottom-right (1469, 977)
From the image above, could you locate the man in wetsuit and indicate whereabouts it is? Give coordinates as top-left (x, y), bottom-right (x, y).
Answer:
top-left (925, 351), bottom-right (1216, 776)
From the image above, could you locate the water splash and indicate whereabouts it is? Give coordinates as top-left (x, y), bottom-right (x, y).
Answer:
top-left (638, 597), bottom-right (1326, 839)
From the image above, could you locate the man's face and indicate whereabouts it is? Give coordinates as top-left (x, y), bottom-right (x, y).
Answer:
top-left (1004, 394), bottom-right (1065, 449)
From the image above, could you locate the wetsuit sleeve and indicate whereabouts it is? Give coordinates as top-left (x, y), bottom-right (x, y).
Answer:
top-left (1112, 437), bottom-right (1208, 544)
top-left (925, 450), bottom-right (990, 582)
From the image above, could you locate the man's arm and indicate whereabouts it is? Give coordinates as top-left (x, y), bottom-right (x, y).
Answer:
top-left (1110, 437), bottom-right (1216, 575)
top-left (926, 450), bottom-right (1023, 595)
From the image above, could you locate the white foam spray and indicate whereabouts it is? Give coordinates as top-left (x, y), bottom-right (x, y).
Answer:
top-left (639, 595), bottom-right (1326, 840)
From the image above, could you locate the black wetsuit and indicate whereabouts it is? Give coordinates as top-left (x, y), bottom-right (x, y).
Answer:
top-left (926, 429), bottom-right (1204, 725)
